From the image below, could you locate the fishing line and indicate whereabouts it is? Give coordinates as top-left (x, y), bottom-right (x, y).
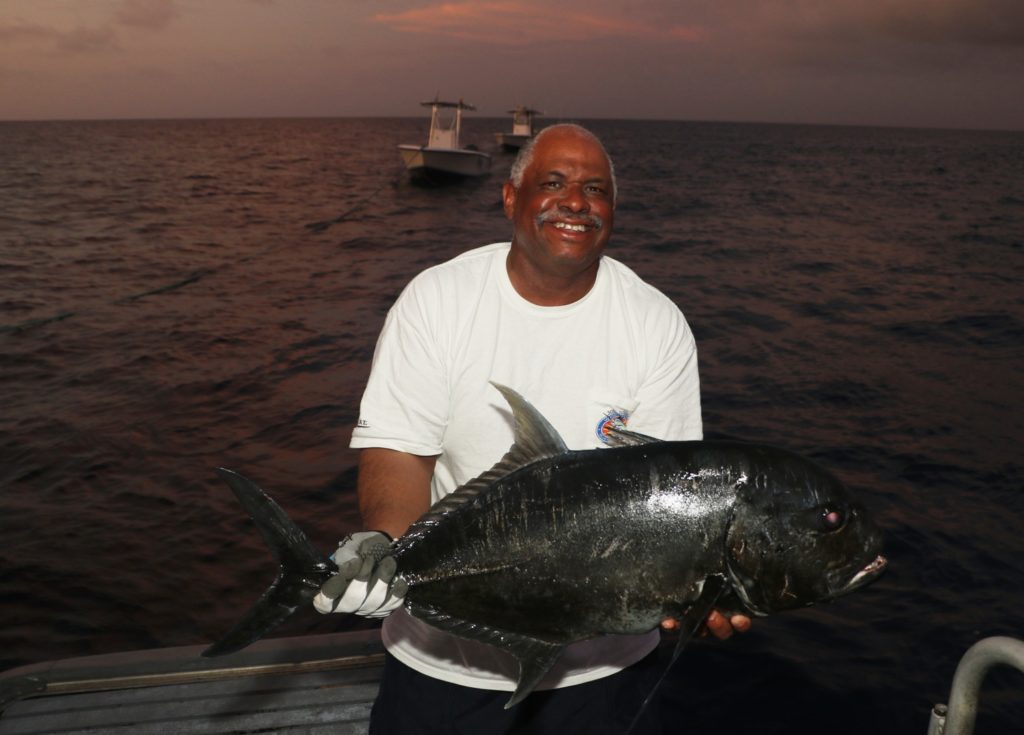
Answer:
top-left (623, 575), bottom-right (726, 735)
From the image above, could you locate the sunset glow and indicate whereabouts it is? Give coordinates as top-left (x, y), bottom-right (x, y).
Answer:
top-left (1, 0), bottom-right (1021, 128)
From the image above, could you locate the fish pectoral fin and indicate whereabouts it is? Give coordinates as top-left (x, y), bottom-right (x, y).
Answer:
top-left (506, 639), bottom-right (564, 709)
top-left (603, 425), bottom-right (662, 447)
top-left (623, 574), bottom-right (729, 735)
top-left (672, 574), bottom-right (728, 653)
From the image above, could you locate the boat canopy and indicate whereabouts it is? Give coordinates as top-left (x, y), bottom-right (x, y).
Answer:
top-left (421, 97), bottom-right (476, 150)
top-left (420, 99), bottom-right (476, 110)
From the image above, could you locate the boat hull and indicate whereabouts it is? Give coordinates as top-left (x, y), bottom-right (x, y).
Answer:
top-left (398, 145), bottom-right (491, 180)
top-left (495, 133), bottom-right (531, 151)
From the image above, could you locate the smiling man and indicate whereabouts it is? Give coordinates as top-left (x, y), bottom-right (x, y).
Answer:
top-left (314, 124), bottom-right (749, 734)
top-left (504, 125), bottom-right (615, 305)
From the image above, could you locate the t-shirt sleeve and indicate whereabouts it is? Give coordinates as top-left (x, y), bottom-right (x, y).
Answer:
top-left (629, 298), bottom-right (703, 442)
top-left (349, 276), bottom-right (448, 455)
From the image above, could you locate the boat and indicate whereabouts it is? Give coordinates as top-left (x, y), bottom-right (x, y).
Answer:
top-left (397, 97), bottom-right (491, 183)
top-left (2, 632), bottom-right (1021, 733)
top-left (494, 105), bottom-right (543, 151)
top-left (0, 628), bottom-right (384, 734)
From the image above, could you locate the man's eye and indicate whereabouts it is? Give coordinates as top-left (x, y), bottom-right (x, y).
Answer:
top-left (541, 181), bottom-right (562, 190)
top-left (585, 185), bottom-right (606, 195)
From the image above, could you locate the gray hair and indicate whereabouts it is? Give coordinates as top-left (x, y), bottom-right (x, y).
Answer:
top-left (509, 123), bottom-right (617, 203)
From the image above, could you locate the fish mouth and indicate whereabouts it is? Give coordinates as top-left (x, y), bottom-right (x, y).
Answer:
top-left (839, 554), bottom-right (887, 594)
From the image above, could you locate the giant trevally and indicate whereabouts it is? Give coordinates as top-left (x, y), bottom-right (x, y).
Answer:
top-left (204, 383), bottom-right (886, 709)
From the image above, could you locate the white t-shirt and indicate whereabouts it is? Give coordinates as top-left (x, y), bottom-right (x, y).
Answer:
top-left (350, 242), bottom-right (702, 692)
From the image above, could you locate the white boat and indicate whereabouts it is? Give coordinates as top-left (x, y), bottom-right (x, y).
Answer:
top-left (495, 106), bottom-right (543, 151)
top-left (398, 98), bottom-right (491, 182)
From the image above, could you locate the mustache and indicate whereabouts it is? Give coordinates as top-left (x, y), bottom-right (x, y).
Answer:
top-left (536, 208), bottom-right (604, 231)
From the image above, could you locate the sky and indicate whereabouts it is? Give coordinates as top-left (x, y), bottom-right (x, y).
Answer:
top-left (2, 0), bottom-right (1023, 130)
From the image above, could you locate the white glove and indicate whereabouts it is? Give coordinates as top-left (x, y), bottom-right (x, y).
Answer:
top-left (313, 531), bottom-right (407, 618)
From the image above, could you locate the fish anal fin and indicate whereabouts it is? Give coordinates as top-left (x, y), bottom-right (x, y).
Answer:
top-left (505, 640), bottom-right (563, 709)
top-left (405, 599), bottom-right (564, 708)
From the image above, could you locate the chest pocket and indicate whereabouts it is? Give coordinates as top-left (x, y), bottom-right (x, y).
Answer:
top-left (587, 390), bottom-right (639, 448)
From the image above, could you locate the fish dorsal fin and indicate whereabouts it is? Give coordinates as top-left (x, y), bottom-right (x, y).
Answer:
top-left (489, 381), bottom-right (568, 464)
top-left (406, 599), bottom-right (564, 709)
top-left (396, 383), bottom-right (569, 550)
top-left (604, 425), bottom-right (662, 447)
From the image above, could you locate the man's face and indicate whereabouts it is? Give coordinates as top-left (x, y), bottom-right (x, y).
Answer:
top-left (503, 129), bottom-right (615, 281)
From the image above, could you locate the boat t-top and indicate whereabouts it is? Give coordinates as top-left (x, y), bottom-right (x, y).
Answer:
top-left (398, 97), bottom-right (491, 182)
top-left (495, 106), bottom-right (543, 151)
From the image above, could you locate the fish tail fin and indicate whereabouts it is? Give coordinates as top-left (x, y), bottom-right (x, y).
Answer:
top-left (202, 468), bottom-right (335, 657)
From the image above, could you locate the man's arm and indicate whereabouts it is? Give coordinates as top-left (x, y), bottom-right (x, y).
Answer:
top-left (357, 447), bottom-right (437, 539)
top-left (313, 448), bottom-right (436, 617)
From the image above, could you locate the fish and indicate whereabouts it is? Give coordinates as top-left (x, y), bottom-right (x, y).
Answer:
top-left (204, 382), bottom-right (887, 711)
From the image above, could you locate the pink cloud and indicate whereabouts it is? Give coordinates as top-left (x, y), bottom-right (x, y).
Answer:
top-left (373, 2), bottom-right (703, 44)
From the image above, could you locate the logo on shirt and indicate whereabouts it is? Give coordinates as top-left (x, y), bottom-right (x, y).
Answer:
top-left (356, 418), bottom-right (370, 429)
top-left (596, 409), bottom-right (630, 443)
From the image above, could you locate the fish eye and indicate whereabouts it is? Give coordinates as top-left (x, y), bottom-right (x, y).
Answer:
top-left (797, 504), bottom-right (848, 534)
top-left (820, 508), bottom-right (846, 532)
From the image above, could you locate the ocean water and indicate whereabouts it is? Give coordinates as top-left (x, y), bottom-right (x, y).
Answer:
top-left (1, 117), bottom-right (1022, 733)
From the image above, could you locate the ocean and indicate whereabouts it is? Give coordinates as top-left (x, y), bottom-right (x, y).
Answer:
top-left (1, 117), bottom-right (1022, 733)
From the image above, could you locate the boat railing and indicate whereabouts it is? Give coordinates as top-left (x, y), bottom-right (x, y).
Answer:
top-left (927, 636), bottom-right (1024, 735)
top-left (0, 629), bottom-right (384, 713)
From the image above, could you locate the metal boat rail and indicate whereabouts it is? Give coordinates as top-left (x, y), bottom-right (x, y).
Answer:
top-left (927, 636), bottom-right (1024, 735)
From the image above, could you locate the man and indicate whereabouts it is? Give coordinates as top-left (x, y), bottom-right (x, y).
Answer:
top-left (316, 124), bottom-right (750, 733)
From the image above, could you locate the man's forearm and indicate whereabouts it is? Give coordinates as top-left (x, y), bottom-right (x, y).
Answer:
top-left (357, 447), bottom-right (436, 539)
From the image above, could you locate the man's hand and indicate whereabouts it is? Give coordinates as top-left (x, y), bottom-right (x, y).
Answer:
top-left (313, 531), bottom-right (408, 618)
top-left (661, 611), bottom-right (752, 640)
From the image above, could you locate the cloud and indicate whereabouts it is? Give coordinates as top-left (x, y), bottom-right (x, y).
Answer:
top-left (115, 0), bottom-right (180, 31)
top-left (857, 0), bottom-right (1024, 47)
top-left (685, 0), bottom-right (1024, 77)
top-left (741, 0), bottom-right (1024, 48)
top-left (0, 21), bottom-right (119, 55)
top-left (0, 22), bottom-right (51, 45)
top-left (373, 1), bottom-right (703, 44)
top-left (0, 1), bottom-right (178, 58)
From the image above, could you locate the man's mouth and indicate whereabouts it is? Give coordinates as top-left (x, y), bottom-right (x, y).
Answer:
top-left (537, 211), bottom-right (604, 232)
top-left (552, 221), bottom-right (593, 232)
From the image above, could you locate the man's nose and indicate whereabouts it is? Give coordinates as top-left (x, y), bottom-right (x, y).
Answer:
top-left (557, 183), bottom-right (589, 212)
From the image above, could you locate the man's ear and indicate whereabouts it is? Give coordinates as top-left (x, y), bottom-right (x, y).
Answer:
top-left (502, 180), bottom-right (517, 220)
